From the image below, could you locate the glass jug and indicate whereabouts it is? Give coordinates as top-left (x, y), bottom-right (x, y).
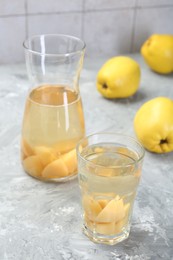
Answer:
top-left (21, 34), bottom-right (86, 182)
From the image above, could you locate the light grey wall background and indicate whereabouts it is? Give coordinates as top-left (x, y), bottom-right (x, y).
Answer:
top-left (0, 0), bottom-right (173, 63)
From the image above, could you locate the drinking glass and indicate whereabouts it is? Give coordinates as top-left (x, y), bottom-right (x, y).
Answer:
top-left (77, 133), bottom-right (145, 245)
top-left (21, 34), bottom-right (85, 182)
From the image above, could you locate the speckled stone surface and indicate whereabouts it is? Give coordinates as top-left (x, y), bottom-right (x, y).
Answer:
top-left (0, 54), bottom-right (173, 260)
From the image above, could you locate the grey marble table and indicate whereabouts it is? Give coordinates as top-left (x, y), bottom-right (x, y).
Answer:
top-left (0, 54), bottom-right (173, 260)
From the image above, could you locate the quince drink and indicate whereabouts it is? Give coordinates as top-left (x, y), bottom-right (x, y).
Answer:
top-left (78, 144), bottom-right (141, 244)
top-left (21, 85), bottom-right (85, 181)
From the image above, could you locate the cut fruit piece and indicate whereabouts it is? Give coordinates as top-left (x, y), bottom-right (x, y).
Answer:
top-left (61, 148), bottom-right (77, 174)
top-left (95, 167), bottom-right (115, 177)
top-left (85, 215), bottom-right (118, 236)
top-left (114, 219), bottom-right (125, 234)
top-left (94, 147), bottom-right (104, 153)
top-left (34, 146), bottom-right (57, 167)
top-left (21, 139), bottom-right (34, 158)
top-left (114, 216), bottom-right (128, 234)
top-left (98, 199), bottom-right (108, 209)
top-left (96, 198), bottom-right (125, 223)
top-left (134, 168), bottom-right (141, 178)
top-left (23, 155), bottom-right (43, 177)
top-left (124, 203), bottom-right (130, 216)
top-left (96, 222), bottom-right (115, 235)
top-left (114, 202), bottom-right (131, 234)
top-left (42, 158), bottom-right (69, 178)
top-left (83, 195), bottom-right (102, 221)
top-left (78, 144), bottom-right (83, 153)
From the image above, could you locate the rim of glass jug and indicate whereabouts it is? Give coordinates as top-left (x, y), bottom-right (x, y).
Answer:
top-left (23, 34), bottom-right (86, 57)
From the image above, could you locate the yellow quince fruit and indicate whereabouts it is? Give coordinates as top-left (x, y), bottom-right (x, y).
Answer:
top-left (141, 34), bottom-right (173, 74)
top-left (97, 56), bottom-right (141, 98)
top-left (134, 97), bottom-right (173, 153)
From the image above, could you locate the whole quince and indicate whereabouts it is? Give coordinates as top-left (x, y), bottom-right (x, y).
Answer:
top-left (141, 34), bottom-right (173, 74)
top-left (134, 97), bottom-right (173, 153)
top-left (97, 56), bottom-right (141, 98)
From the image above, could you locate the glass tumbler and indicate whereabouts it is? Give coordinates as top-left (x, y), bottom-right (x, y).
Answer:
top-left (77, 133), bottom-right (145, 245)
top-left (21, 34), bottom-right (86, 182)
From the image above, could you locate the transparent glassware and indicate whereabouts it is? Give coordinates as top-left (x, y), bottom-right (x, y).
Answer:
top-left (21, 34), bottom-right (86, 182)
top-left (77, 133), bottom-right (145, 245)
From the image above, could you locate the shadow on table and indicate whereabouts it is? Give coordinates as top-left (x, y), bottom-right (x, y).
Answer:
top-left (103, 89), bottom-right (148, 105)
top-left (150, 70), bottom-right (173, 79)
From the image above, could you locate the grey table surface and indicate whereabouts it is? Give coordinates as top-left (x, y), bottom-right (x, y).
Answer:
top-left (0, 54), bottom-right (173, 260)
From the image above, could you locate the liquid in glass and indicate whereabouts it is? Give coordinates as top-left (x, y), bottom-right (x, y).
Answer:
top-left (21, 84), bottom-right (85, 181)
top-left (77, 136), bottom-right (144, 245)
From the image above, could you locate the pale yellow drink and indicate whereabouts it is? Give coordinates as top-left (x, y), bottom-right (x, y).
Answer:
top-left (21, 85), bottom-right (85, 181)
top-left (77, 140), bottom-right (144, 245)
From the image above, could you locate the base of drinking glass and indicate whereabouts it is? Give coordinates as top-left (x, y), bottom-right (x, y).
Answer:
top-left (83, 224), bottom-right (130, 245)
top-left (24, 170), bottom-right (77, 183)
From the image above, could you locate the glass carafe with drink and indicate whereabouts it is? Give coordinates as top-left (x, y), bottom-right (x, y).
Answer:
top-left (21, 34), bottom-right (86, 182)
